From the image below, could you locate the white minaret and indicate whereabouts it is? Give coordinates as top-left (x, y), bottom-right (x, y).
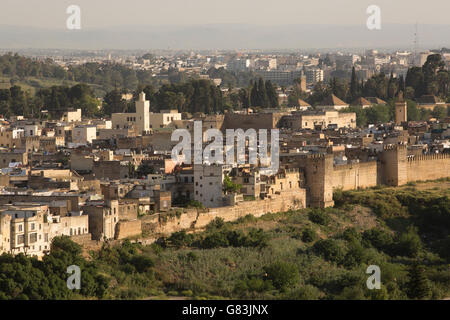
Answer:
top-left (135, 92), bottom-right (150, 134)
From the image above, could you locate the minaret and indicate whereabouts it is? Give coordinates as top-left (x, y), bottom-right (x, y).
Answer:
top-left (135, 92), bottom-right (150, 134)
top-left (395, 91), bottom-right (407, 125)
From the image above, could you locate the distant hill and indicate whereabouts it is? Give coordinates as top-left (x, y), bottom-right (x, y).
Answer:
top-left (1, 24), bottom-right (449, 50)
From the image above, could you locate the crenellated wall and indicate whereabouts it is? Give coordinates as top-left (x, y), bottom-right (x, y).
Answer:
top-left (406, 153), bottom-right (450, 182)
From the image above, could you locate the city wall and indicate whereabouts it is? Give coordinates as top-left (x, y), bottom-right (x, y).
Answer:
top-left (115, 220), bottom-right (142, 240)
top-left (332, 161), bottom-right (378, 191)
top-left (406, 153), bottom-right (450, 182)
top-left (141, 189), bottom-right (305, 237)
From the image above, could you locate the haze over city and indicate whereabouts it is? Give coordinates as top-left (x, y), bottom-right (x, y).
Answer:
top-left (1, 0), bottom-right (449, 49)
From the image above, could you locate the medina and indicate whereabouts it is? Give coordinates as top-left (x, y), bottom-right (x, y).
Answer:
top-left (171, 120), bottom-right (279, 171)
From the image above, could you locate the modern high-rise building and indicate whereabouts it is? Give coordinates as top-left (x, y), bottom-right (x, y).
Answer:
top-left (305, 68), bottom-right (324, 84)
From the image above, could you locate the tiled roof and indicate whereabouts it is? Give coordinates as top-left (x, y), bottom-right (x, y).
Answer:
top-left (320, 94), bottom-right (348, 106)
top-left (352, 97), bottom-right (371, 106)
top-left (365, 97), bottom-right (387, 105)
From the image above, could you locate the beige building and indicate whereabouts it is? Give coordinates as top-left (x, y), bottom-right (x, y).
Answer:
top-left (283, 110), bottom-right (356, 130)
top-left (0, 150), bottom-right (28, 168)
top-left (0, 204), bottom-right (89, 258)
top-left (72, 125), bottom-right (97, 144)
top-left (112, 92), bottom-right (150, 135)
top-left (61, 109), bottom-right (82, 123)
top-left (150, 109), bottom-right (182, 129)
top-left (82, 200), bottom-right (119, 240)
top-left (194, 164), bottom-right (231, 208)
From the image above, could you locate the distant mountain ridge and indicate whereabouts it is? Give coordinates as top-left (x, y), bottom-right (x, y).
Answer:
top-left (0, 24), bottom-right (449, 50)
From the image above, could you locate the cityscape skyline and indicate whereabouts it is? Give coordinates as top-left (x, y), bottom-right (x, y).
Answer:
top-left (1, 23), bottom-right (449, 50)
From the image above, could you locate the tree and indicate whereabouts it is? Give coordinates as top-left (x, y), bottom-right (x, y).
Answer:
top-left (432, 105), bottom-right (446, 119)
top-left (265, 80), bottom-right (279, 108)
top-left (238, 88), bottom-right (250, 109)
top-left (257, 78), bottom-right (269, 108)
top-left (407, 262), bottom-right (431, 299)
top-left (103, 88), bottom-right (127, 115)
top-left (349, 67), bottom-right (359, 101)
top-left (407, 100), bottom-right (420, 121)
top-left (405, 67), bottom-right (425, 98)
top-left (136, 163), bottom-right (155, 178)
top-left (223, 175), bottom-right (242, 194)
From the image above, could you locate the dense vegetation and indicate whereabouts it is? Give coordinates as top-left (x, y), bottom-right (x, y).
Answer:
top-left (1, 181), bottom-right (448, 300)
top-left (0, 53), bottom-right (156, 92)
top-left (0, 237), bottom-right (107, 299)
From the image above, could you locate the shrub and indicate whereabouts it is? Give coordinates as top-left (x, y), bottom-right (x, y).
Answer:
top-left (167, 230), bottom-right (194, 248)
top-left (206, 217), bottom-right (226, 231)
top-left (301, 228), bottom-right (317, 243)
top-left (199, 232), bottom-right (229, 249)
top-left (181, 290), bottom-right (193, 297)
top-left (186, 200), bottom-right (204, 209)
top-left (308, 209), bottom-right (330, 226)
top-left (264, 261), bottom-right (299, 291)
top-left (313, 239), bottom-right (346, 264)
top-left (362, 228), bottom-right (394, 253)
top-left (343, 242), bottom-right (366, 268)
top-left (342, 227), bottom-right (362, 243)
top-left (130, 255), bottom-right (154, 273)
top-left (282, 285), bottom-right (322, 300)
top-left (393, 226), bottom-right (422, 258)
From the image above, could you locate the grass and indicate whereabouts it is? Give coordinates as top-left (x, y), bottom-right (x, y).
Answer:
top-left (81, 180), bottom-right (450, 300)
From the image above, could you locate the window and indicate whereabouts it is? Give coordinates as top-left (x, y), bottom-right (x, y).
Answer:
top-left (31, 223), bottom-right (35, 230)
top-left (29, 233), bottom-right (37, 243)
top-left (17, 234), bottom-right (25, 244)
top-left (18, 224), bottom-right (23, 232)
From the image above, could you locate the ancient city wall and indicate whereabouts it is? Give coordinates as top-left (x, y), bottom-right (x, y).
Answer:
top-left (332, 161), bottom-right (378, 191)
top-left (406, 154), bottom-right (450, 182)
top-left (141, 189), bottom-right (306, 237)
top-left (115, 220), bottom-right (142, 240)
top-left (70, 233), bottom-right (93, 246)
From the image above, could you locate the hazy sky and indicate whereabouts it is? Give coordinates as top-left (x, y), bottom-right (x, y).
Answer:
top-left (1, 0), bottom-right (450, 29)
